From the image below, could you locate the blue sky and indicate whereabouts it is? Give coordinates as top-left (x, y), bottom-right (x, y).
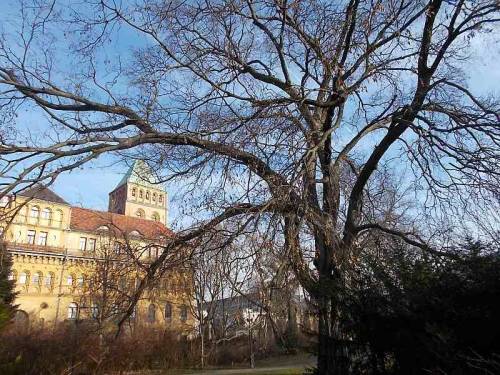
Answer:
top-left (1, 0), bottom-right (498, 231)
top-left (0, 1), bottom-right (161, 213)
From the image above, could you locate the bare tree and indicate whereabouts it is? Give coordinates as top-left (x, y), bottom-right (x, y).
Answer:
top-left (189, 240), bottom-right (225, 368)
top-left (1, 0), bottom-right (499, 372)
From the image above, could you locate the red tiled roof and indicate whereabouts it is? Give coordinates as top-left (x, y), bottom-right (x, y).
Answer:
top-left (70, 207), bottom-right (173, 240)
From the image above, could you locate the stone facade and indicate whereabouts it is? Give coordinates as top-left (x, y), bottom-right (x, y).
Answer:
top-left (108, 160), bottom-right (168, 225)
top-left (0, 162), bottom-right (192, 333)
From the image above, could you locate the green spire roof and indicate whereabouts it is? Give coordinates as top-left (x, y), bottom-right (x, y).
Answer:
top-left (113, 160), bottom-right (163, 191)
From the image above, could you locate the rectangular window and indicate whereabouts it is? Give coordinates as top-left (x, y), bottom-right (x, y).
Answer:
top-left (180, 305), bottom-right (188, 322)
top-left (91, 304), bottom-right (99, 319)
top-left (87, 238), bottom-right (96, 252)
top-left (68, 304), bottom-right (78, 319)
top-left (113, 242), bottom-right (122, 254)
top-left (79, 237), bottom-right (87, 251)
top-left (27, 230), bottom-right (36, 244)
top-left (77, 276), bottom-right (84, 287)
top-left (149, 246), bottom-right (159, 259)
top-left (38, 231), bottom-right (48, 246)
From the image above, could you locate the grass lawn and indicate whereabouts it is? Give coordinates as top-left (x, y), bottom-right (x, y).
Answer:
top-left (164, 353), bottom-right (315, 375)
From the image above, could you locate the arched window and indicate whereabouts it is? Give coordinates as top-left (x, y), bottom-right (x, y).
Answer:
top-left (131, 187), bottom-right (136, 197)
top-left (164, 302), bottom-right (172, 322)
top-left (159, 195), bottom-right (163, 203)
top-left (41, 207), bottom-right (52, 222)
top-left (30, 206), bottom-right (40, 219)
top-left (146, 191), bottom-right (150, 200)
top-left (44, 272), bottom-right (54, 288)
top-left (67, 303), bottom-right (79, 319)
top-left (32, 271), bottom-right (43, 286)
top-left (129, 230), bottom-right (142, 237)
top-left (180, 305), bottom-right (188, 322)
top-left (152, 193), bottom-right (157, 202)
top-left (147, 304), bottom-right (156, 323)
top-left (151, 212), bottom-right (160, 222)
top-left (19, 271), bottom-right (29, 285)
top-left (66, 274), bottom-right (74, 286)
top-left (136, 209), bottom-right (145, 218)
top-left (139, 190), bottom-right (143, 198)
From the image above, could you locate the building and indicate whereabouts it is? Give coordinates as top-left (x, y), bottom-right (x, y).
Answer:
top-left (0, 160), bottom-right (193, 332)
top-left (205, 289), bottom-right (317, 346)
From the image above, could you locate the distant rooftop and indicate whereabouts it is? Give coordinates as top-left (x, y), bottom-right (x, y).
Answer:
top-left (19, 185), bottom-right (69, 205)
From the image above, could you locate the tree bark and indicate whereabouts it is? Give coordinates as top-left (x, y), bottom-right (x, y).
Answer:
top-left (316, 288), bottom-right (350, 374)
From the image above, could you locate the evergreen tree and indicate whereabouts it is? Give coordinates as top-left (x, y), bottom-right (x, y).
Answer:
top-left (0, 242), bottom-right (16, 330)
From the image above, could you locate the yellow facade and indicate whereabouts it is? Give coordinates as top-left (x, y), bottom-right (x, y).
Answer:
top-left (0, 163), bottom-right (193, 333)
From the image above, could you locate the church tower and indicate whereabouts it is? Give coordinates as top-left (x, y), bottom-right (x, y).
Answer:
top-left (108, 160), bottom-right (168, 225)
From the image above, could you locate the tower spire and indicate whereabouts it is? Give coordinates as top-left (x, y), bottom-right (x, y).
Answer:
top-left (108, 160), bottom-right (168, 225)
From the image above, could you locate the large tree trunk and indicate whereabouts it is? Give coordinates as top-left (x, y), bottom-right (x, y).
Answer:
top-left (316, 294), bottom-right (350, 375)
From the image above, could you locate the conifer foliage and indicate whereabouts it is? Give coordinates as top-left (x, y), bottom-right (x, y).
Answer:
top-left (0, 242), bottom-right (16, 330)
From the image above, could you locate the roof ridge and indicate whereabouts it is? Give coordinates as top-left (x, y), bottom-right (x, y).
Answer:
top-left (20, 184), bottom-right (69, 205)
top-left (71, 206), bottom-right (168, 227)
